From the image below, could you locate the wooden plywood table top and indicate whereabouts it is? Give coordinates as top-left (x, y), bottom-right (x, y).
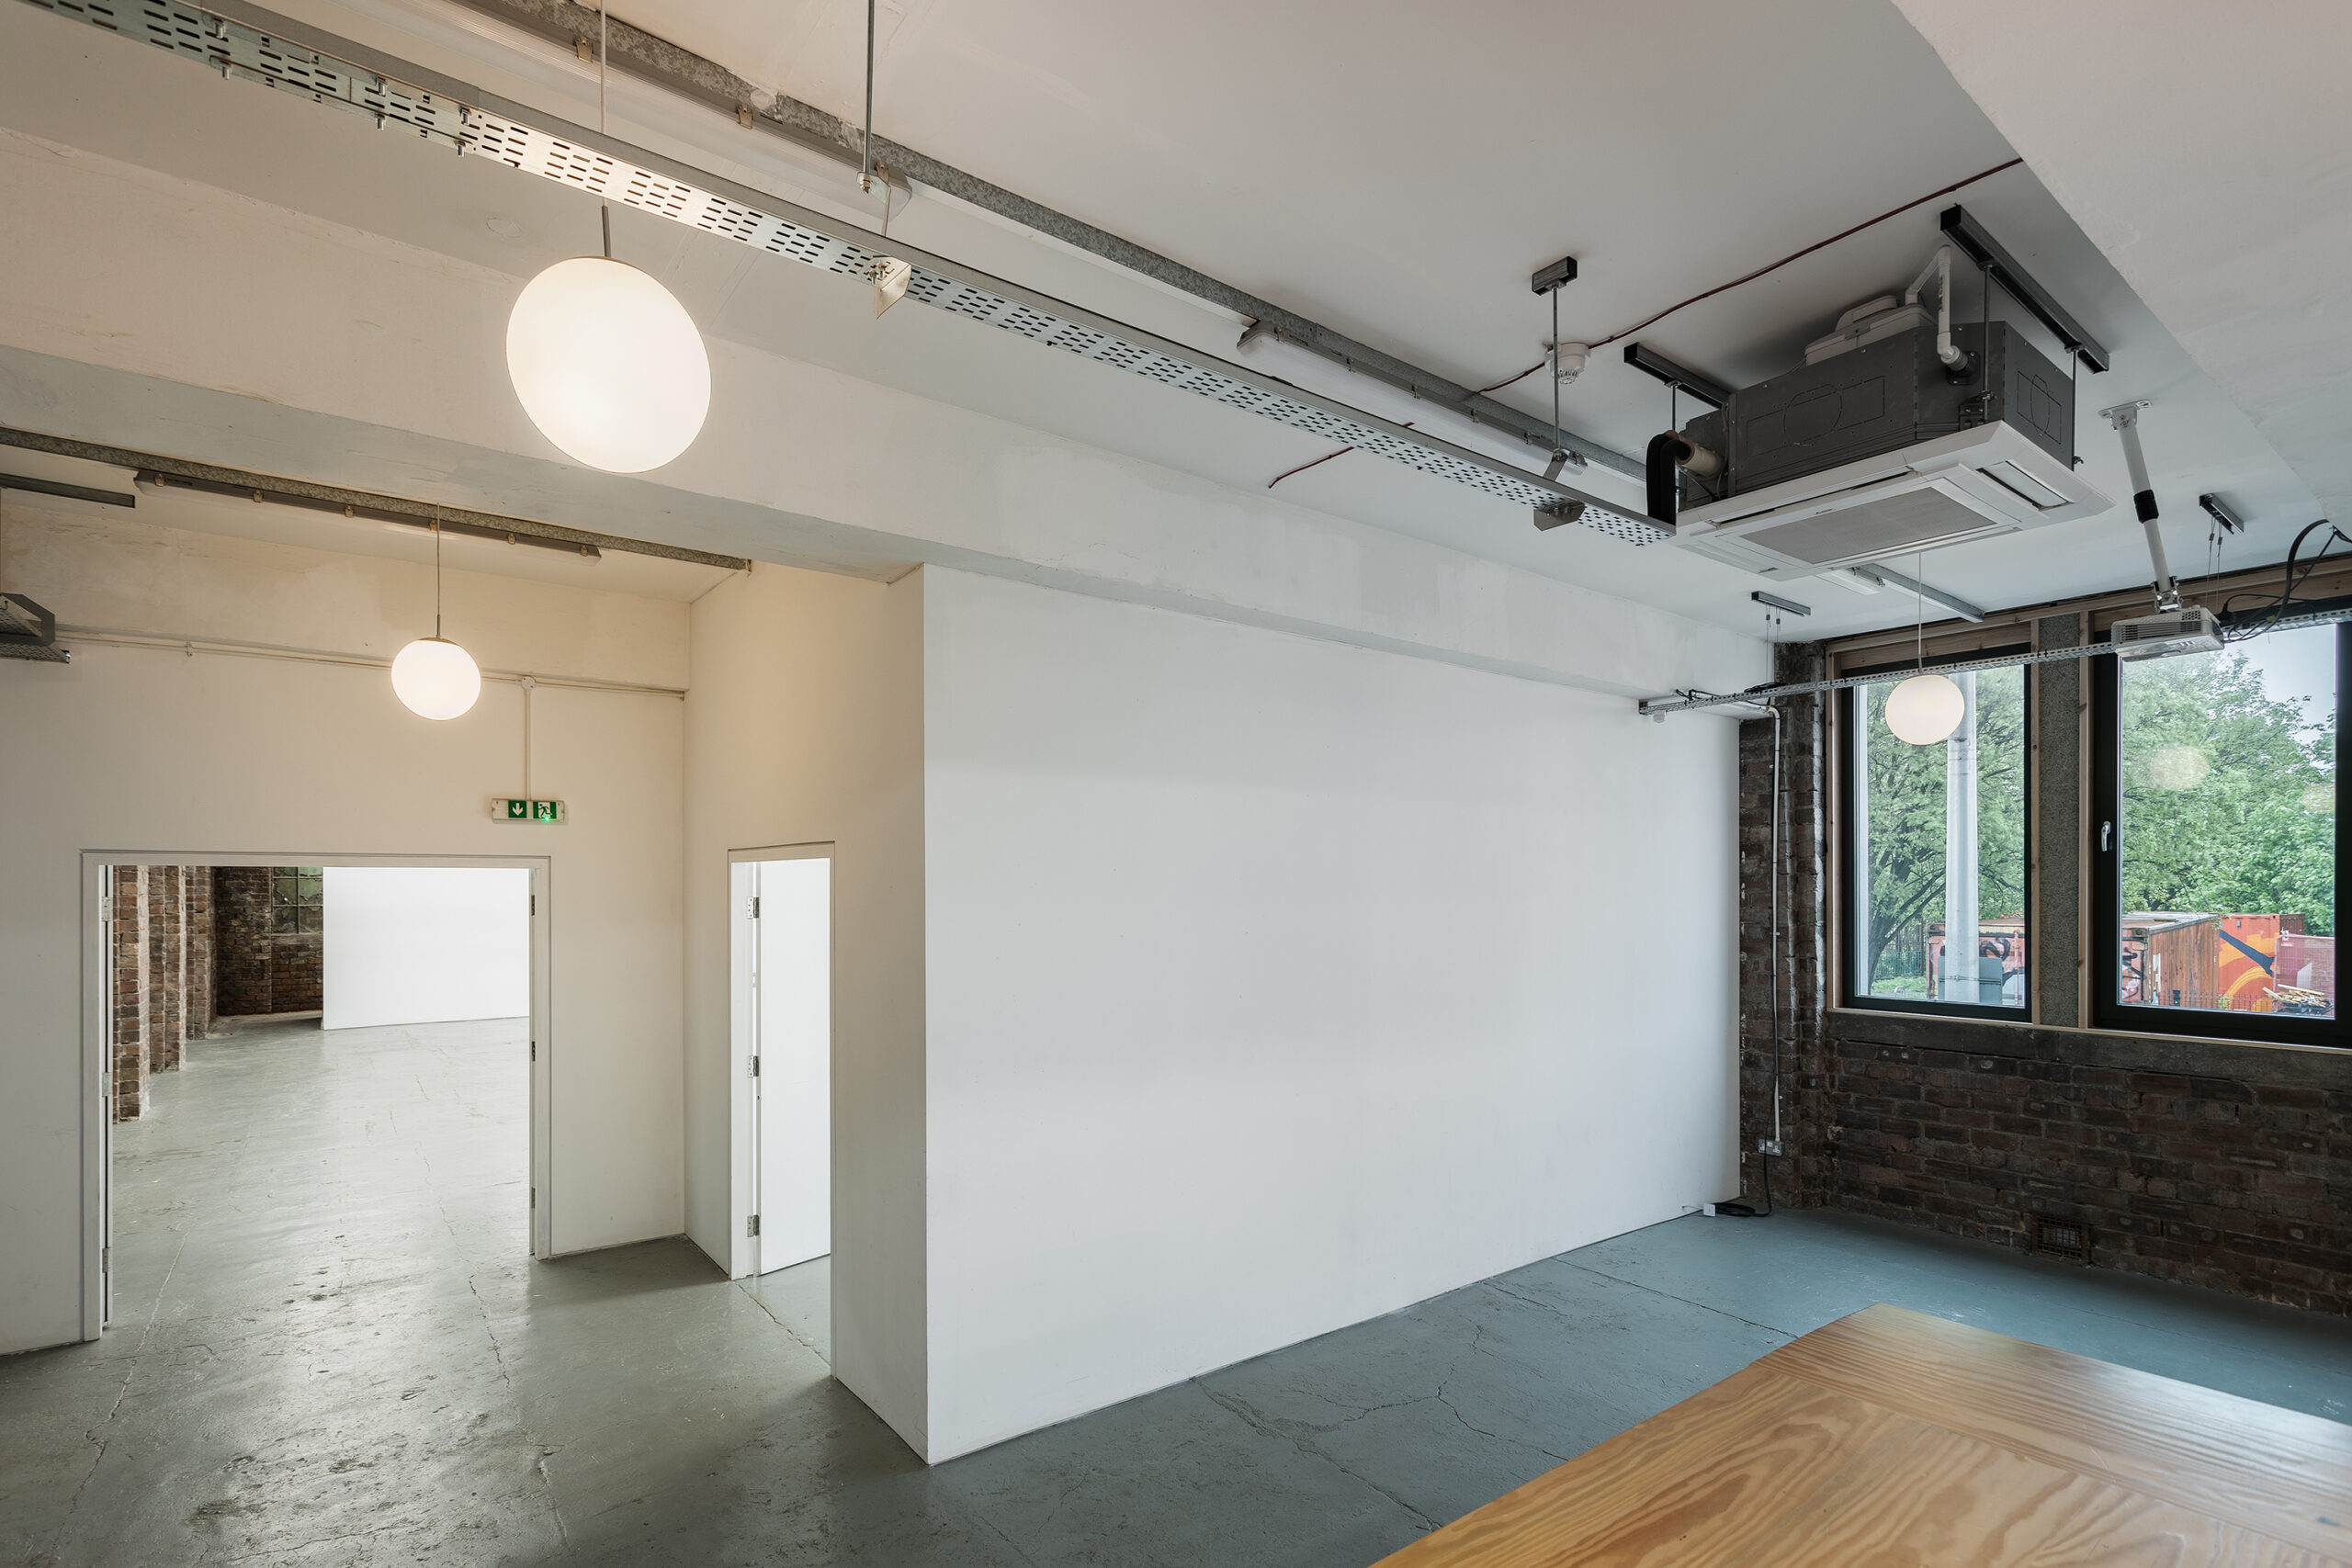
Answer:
top-left (1374, 1302), bottom-right (2352, 1568)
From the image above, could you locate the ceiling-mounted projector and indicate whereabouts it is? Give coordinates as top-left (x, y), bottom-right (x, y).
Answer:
top-left (1654, 232), bottom-right (2110, 580)
top-left (2111, 604), bottom-right (2224, 660)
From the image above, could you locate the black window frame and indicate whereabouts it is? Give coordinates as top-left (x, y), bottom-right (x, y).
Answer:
top-left (1838, 642), bottom-right (2035, 1021)
top-left (2090, 620), bottom-right (2348, 1046)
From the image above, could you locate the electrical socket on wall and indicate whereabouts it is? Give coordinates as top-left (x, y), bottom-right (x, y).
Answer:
top-left (1758, 1138), bottom-right (1784, 1156)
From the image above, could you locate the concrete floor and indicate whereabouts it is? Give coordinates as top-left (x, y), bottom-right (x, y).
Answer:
top-left (6, 1019), bottom-right (2351, 1567)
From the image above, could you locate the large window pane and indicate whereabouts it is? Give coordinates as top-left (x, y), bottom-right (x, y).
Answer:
top-left (1851, 664), bottom-right (2028, 1010)
top-left (2116, 626), bottom-right (2335, 1019)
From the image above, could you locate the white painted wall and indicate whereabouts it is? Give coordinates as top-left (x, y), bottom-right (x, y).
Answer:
top-left (917, 569), bottom-right (1741, 1460)
top-left (683, 562), bottom-right (928, 1455)
top-left (0, 504), bottom-right (687, 1355)
top-left (754, 854), bottom-right (832, 1272)
top-left (322, 866), bottom-right (532, 1030)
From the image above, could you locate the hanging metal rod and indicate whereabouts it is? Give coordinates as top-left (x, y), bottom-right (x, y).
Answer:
top-left (1638, 603), bottom-right (2352, 716)
top-left (13, 0), bottom-right (1652, 536)
top-left (427, 0), bottom-right (1640, 480)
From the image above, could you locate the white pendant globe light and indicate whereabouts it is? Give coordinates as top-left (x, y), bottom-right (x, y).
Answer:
top-left (1883, 550), bottom-right (1962, 745)
top-left (391, 516), bottom-right (481, 721)
top-left (505, 0), bottom-right (709, 474)
top-left (1884, 671), bottom-right (1965, 745)
top-left (508, 257), bottom-right (709, 472)
top-left (391, 636), bottom-right (482, 720)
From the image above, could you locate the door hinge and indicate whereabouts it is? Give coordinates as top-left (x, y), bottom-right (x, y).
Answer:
top-left (102, 1244), bottom-right (109, 1274)
top-left (530, 1039), bottom-right (537, 1061)
top-left (747, 1055), bottom-right (760, 1077)
top-left (746, 1214), bottom-right (760, 1237)
top-left (530, 894), bottom-right (537, 915)
top-left (530, 1186), bottom-right (537, 1208)
top-left (752, 896), bottom-right (761, 919)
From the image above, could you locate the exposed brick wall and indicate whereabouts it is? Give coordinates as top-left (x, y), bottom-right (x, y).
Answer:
top-left (148, 865), bottom-right (185, 1073)
top-left (1736, 631), bottom-right (2349, 1316)
top-left (1828, 1013), bottom-right (2351, 1314)
top-left (187, 868), bottom-right (215, 1042)
top-left (110, 866), bottom-right (150, 1122)
top-left (271, 933), bottom-right (322, 1012)
top-left (1737, 644), bottom-right (1832, 1209)
top-left (107, 863), bottom-right (217, 1120)
top-left (213, 866), bottom-right (274, 1015)
top-left (210, 866), bottom-right (322, 1016)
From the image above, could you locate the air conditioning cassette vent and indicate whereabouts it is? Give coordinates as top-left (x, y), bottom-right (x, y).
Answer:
top-left (1667, 319), bottom-right (2106, 580)
top-left (1671, 421), bottom-right (2108, 579)
top-left (2111, 606), bottom-right (2223, 660)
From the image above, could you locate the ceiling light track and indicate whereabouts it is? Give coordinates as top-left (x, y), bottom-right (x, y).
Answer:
top-left (0, 425), bottom-right (750, 569)
top-left (13, 0), bottom-right (1654, 536)
top-left (424, 0), bottom-right (1638, 482)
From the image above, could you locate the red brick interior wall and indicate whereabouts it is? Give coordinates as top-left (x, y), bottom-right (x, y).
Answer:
top-left (1738, 637), bottom-right (2351, 1316)
top-left (110, 866), bottom-right (149, 1122)
top-left (211, 866), bottom-right (320, 1017)
top-left (1829, 1019), bottom-right (2350, 1314)
top-left (108, 863), bottom-right (218, 1122)
top-left (1738, 646), bottom-right (1831, 1210)
top-left (187, 868), bottom-right (215, 1041)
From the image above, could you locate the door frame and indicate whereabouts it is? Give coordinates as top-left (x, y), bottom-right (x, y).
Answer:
top-left (727, 841), bottom-right (834, 1281)
top-left (80, 849), bottom-right (552, 1340)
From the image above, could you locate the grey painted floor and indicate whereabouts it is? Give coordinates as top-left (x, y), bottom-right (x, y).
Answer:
top-left (6, 1018), bottom-right (2352, 1567)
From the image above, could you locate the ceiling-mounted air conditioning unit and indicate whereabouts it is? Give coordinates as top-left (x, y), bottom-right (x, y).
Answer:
top-left (1668, 318), bottom-right (2108, 580)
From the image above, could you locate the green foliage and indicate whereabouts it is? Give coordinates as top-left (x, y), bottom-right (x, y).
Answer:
top-left (1854, 632), bottom-right (2338, 1000)
top-left (1858, 668), bottom-right (2026, 987)
top-left (2119, 642), bottom-right (2335, 934)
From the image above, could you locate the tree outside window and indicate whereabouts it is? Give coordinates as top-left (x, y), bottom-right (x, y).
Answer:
top-left (1849, 661), bottom-right (2029, 1011)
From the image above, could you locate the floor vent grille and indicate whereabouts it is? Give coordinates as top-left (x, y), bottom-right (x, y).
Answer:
top-left (2030, 1216), bottom-right (2091, 1263)
top-left (17, 0), bottom-right (1660, 545)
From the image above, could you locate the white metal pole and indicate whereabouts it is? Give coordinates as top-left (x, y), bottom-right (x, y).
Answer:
top-left (1942, 671), bottom-right (1980, 1001)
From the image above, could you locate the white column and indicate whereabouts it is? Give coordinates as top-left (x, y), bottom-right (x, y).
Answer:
top-left (1942, 672), bottom-right (1980, 1002)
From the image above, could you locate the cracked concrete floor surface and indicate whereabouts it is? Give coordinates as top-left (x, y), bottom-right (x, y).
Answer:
top-left (7, 1018), bottom-right (2352, 1567)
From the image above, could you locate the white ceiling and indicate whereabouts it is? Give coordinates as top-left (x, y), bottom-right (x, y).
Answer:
top-left (4, 0), bottom-right (2335, 642)
top-left (1894, 0), bottom-right (2352, 525)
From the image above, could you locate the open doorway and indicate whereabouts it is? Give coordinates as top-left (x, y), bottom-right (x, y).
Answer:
top-left (81, 852), bottom-right (548, 1338)
top-left (730, 846), bottom-right (832, 1354)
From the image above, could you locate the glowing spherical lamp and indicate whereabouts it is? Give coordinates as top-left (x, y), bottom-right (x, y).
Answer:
top-left (1883, 671), bottom-right (1965, 746)
top-left (390, 636), bottom-right (482, 720)
top-left (506, 256), bottom-right (710, 473)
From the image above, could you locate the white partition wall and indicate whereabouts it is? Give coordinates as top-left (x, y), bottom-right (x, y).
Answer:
top-left (915, 569), bottom-right (1742, 1461)
top-left (322, 867), bottom-right (533, 1031)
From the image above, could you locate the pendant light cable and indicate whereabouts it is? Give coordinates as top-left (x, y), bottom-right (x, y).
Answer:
top-left (1914, 549), bottom-right (1925, 670)
top-left (859, 0), bottom-right (876, 196)
top-left (433, 505), bottom-right (444, 638)
top-left (597, 0), bottom-right (612, 258)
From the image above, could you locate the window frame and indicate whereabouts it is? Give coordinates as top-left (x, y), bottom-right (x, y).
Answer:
top-left (1838, 642), bottom-right (2035, 1021)
top-left (2089, 620), bottom-right (2348, 1046)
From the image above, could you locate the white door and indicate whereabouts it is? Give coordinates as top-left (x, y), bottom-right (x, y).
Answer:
top-left (754, 856), bottom-right (831, 1271)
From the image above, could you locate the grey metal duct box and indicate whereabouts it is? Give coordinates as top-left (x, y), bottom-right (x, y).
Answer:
top-left (1681, 322), bottom-right (2072, 508)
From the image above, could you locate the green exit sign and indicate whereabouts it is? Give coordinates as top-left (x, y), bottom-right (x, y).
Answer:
top-left (489, 796), bottom-right (567, 824)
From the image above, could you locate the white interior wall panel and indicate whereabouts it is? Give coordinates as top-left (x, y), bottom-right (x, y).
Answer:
top-left (682, 561), bottom-right (929, 1456)
top-left (322, 866), bottom-right (532, 1030)
top-left (915, 568), bottom-right (1741, 1461)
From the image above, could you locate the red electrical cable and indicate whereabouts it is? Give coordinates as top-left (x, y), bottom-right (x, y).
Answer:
top-left (1473, 156), bottom-right (2026, 397)
top-left (1269, 421), bottom-right (1421, 491)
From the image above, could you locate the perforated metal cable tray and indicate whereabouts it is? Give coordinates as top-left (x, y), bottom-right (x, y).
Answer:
top-left (17, 0), bottom-right (1661, 545)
